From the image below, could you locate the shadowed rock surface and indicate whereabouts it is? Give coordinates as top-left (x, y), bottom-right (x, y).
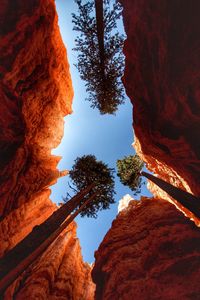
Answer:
top-left (92, 1), bottom-right (200, 299)
top-left (93, 198), bottom-right (200, 300)
top-left (120, 0), bottom-right (200, 198)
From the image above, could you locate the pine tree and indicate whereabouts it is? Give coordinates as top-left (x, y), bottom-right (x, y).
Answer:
top-left (117, 156), bottom-right (200, 220)
top-left (0, 185), bottom-right (95, 293)
top-left (65, 154), bottom-right (116, 217)
top-left (117, 154), bottom-right (144, 195)
top-left (72, 0), bottom-right (125, 114)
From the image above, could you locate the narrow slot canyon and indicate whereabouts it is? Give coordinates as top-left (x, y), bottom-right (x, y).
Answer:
top-left (0, 1), bottom-right (200, 300)
top-left (50, 0), bottom-right (152, 264)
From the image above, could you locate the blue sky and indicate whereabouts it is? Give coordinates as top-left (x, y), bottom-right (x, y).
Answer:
top-left (51, 0), bottom-right (152, 263)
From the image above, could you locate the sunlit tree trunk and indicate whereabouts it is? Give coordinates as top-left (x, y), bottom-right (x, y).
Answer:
top-left (0, 184), bottom-right (96, 295)
top-left (141, 171), bottom-right (200, 218)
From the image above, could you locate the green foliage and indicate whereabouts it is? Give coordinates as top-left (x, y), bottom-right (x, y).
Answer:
top-left (67, 155), bottom-right (116, 218)
top-left (72, 0), bottom-right (125, 114)
top-left (117, 154), bottom-right (144, 195)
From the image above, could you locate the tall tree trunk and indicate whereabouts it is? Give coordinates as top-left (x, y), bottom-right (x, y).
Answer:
top-left (141, 171), bottom-right (200, 218)
top-left (0, 185), bottom-right (96, 294)
top-left (95, 0), bottom-right (105, 78)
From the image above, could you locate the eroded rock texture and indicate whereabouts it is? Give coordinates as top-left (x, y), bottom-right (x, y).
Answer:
top-left (92, 1), bottom-right (200, 299)
top-left (120, 0), bottom-right (200, 197)
top-left (93, 199), bottom-right (200, 300)
top-left (0, 1), bottom-right (94, 299)
top-left (4, 223), bottom-right (94, 300)
top-left (0, 0), bottom-right (73, 218)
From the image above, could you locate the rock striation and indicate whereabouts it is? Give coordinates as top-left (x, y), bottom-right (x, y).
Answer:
top-left (93, 198), bottom-right (200, 300)
top-left (0, 1), bottom-right (94, 299)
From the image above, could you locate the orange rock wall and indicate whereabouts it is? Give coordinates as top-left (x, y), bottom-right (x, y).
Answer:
top-left (0, 0), bottom-right (73, 218)
top-left (0, 1), bottom-right (94, 299)
top-left (0, 189), bottom-right (55, 258)
top-left (120, 0), bottom-right (200, 197)
top-left (93, 199), bottom-right (200, 299)
top-left (4, 223), bottom-right (94, 300)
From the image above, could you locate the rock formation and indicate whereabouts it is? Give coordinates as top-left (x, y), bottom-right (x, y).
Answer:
top-left (93, 198), bottom-right (200, 300)
top-left (92, 1), bottom-right (200, 299)
top-left (0, 0), bottom-right (94, 299)
top-left (0, 0), bottom-right (73, 219)
top-left (118, 194), bottom-right (133, 213)
top-left (1, 0), bottom-right (200, 299)
top-left (120, 0), bottom-right (200, 198)
top-left (4, 223), bottom-right (94, 300)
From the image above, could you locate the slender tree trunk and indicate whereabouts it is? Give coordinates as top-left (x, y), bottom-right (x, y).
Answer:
top-left (141, 171), bottom-right (200, 218)
top-left (95, 0), bottom-right (105, 78)
top-left (0, 185), bottom-right (96, 295)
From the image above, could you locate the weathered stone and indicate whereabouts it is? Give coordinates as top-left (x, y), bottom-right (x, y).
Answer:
top-left (120, 0), bottom-right (200, 198)
top-left (92, 1), bottom-right (200, 299)
top-left (0, 1), bottom-right (94, 299)
top-left (93, 198), bottom-right (200, 300)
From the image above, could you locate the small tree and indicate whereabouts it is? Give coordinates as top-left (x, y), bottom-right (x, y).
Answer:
top-left (117, 155), bottom-right (200, 220)
top-left (72, 0), bottom-right (125, 114)
top-left (65, 155), bottom-right (116, 218)
top-left (117, 154), bottom-right (144, 195)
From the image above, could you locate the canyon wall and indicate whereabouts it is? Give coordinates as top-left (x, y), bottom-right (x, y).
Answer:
top-left (1, 0), bottom-right (200, 299)
top-left (93, 198), bottom-right (200, 300)
top-left (4, 223), bottom-right (94, 300)
top-left (92, 1), bottom-right (200, 299)
top-left (121, 0), bottom-right (200, 198)
top-left (0, 1), bottom-right (94, 299)
top-left (0, 0), bottom-right (72, 219)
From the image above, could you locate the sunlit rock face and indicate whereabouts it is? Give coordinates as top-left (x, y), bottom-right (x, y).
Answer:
top-left (120, 0), bottom-right (200, 197)
top-left (93, 198), bottom-right (200, 300)
top-left (4, 223), bottom-right (95, 300)
top-left (0, 0), bottom-right (73, 218)
top-left (118, 194), bottom-right (133, 213)
top-left (0, 1), bottom-right (94, 299)
top-left (0, 190), bottom-right (56, 258)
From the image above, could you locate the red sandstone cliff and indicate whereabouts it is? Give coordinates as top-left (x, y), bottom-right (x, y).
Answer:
top-left (92, 1), bottom-right (200, 299)
top-left (93, 198), bottom-right (200, 299)
top-left (0, 1), bottom-right (94, 298)
top-left (4, 223), bottom-right (94, 300)
top-left (1, 0), bottom-right (200, 299)
top-left (0, 0), bottom-right (73, 218)
top-left (120, 0), bottom-right (200, 199)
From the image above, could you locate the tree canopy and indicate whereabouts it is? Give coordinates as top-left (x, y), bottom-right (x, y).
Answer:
top-left (116, 154), bottom-right (144, 195)
top-left (66, 155), bottom-right (116, 218)
top-left (72, 0), bottom-right (125, 114)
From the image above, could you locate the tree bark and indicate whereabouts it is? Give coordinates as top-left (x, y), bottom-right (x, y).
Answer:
top-left (141, 171), bottom-right (200, 218)
top-left (0, 184), bottom-right (96, 295)
top-left (95, 0), bottom-right (105, 78)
